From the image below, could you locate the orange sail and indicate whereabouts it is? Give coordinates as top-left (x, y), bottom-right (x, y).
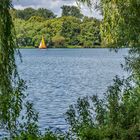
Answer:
top-left (39, 36), bottom-right (47, 49)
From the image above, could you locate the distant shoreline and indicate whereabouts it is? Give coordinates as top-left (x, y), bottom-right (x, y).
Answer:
top-left (18, 46), bottom-right (129, 49)
top-left (18, 45), bottom-right (100, 49)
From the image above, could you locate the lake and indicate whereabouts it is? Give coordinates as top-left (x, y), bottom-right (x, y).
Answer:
top-left (16, 48), bottom-right (128, 131)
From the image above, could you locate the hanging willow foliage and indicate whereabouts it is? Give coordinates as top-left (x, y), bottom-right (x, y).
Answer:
top-left (77, 0), bottom-right (140, 48)
top-left (0, 0), bottom-right (24, 134)
top-left (100, 0), bottom-right (140, 48)
top-left (77, 0), bottom-right (140, 79)
top-left (76, 0), bottom-right (93, 7)
top-left (0, 1), bottom-right (38, 137)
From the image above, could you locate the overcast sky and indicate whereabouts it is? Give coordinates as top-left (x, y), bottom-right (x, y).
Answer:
top-left (12, 0), bottom-right (102, 19)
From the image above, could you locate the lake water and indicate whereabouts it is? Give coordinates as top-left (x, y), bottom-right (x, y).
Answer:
top-left (16, 48), bottom-right (128, 131)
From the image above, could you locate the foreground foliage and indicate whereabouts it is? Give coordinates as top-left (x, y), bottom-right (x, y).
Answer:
top-left (66, 76), bottom-right (140, 140)
top-left (0, 0), bottom-right (38, 138)
top-left (64, 0), bottom-right (140, 139)
top-left (0, 0), bottom-right (140, 139)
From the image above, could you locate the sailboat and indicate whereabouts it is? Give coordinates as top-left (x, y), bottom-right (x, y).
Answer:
top-left (39, 36), bottom-right (47, 49)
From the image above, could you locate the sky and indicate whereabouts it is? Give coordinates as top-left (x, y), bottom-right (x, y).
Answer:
top-left (12, 0), bottom-right (102, 19)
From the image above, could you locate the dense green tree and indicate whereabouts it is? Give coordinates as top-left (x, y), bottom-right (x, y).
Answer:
top-left (11, 4), bottom-right (101, 48)
top-left (52, 35), bottom-right (66, 48)
top-left (13, 16), bottom-right (101, 48)
top-left (28, 16), bottom-right (46, 22)
top-left (79, 18), bottom-right (101, 47)
top-left (60, 16), bottom-right (81, 45)
top-left (16, 7), bottom-right (36, 20)
top-left (36, 8), bottom-right (56, 19)
top-left (14, 8), bottom-right (56, 20)
top-left (61, 5), bottom-right (83, 19)
top-left (100, 0), bottom-right (140, 48)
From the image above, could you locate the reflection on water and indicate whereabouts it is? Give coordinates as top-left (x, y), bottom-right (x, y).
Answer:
top-left (16, 48), bottom-right (128, 131)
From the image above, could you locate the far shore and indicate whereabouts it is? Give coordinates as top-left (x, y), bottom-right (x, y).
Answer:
top-left (19, 45), bottom-right (129, 49)
top-left (19, 45), bottom-right (100, 49)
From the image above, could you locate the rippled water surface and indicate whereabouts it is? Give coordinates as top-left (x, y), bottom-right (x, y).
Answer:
top-left (17, 48), bottom-right (128, 131)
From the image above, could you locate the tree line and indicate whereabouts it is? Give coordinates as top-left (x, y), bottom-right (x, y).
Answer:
top-left (11, 6), bottom-right (101, 48)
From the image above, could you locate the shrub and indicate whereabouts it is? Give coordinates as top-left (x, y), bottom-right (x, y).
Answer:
top-left (52, 35), bottom-right (66, 48)
top-left (66, 76), bottom-right (140, 140)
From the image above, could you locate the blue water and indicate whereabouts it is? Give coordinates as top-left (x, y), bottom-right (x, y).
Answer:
top-left (16, 48), bottom-right (128, 131)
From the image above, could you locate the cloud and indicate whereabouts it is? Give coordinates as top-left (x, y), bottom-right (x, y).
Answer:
top-left (12, 0), bottom-right (102, 19)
